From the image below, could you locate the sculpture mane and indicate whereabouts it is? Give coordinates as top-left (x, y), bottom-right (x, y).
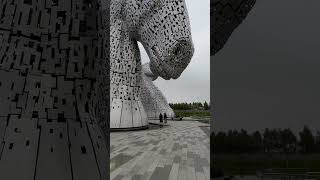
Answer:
top-left (0, 0), bottom-right (109, 179)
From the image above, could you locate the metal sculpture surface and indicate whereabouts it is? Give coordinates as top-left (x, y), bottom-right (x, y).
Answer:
top-left (110, 0), bottom-right (194, 129)
top-left (211, 0), bottom-right (256, 55)
top-left (140, 63), bottom-right (175, 119)
top-left (0, 1), bottom-right (109, 180)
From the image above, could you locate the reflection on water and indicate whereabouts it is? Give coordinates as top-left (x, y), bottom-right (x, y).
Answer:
top-left (213, 175), bottom-right (268, 180)
top-left (213, 175), bottom-right (308, 180)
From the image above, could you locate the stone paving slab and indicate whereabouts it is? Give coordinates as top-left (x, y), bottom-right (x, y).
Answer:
top-left (111, 121), bottom-right (210, 180)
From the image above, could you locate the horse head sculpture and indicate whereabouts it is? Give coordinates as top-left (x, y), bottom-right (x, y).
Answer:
top-left (140, 63), bottom-right (175, 120)
top-left (119, 0), bottom-right (194, 80)
top-left (110, 0), bottom-right (194, 129)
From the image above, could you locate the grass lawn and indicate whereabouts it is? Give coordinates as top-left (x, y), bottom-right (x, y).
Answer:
top-left (174, 110), bottom-right (211, 118)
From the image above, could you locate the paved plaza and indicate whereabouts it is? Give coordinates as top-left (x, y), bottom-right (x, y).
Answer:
top-left (110, 120), bottom-right (210, 180)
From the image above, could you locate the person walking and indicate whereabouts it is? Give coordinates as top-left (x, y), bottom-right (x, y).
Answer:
top-left (159, 113), bottom-right (163, 123)
top-left (164, 113), bottom-right (167, 123)
top-left (159, 113), bottom-right (163, 128)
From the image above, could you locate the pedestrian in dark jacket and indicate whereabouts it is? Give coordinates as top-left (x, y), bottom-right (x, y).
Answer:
top-left (159, 113), bottom-right (163, 128)
top-left (159, 113), bottom-right (163, 123)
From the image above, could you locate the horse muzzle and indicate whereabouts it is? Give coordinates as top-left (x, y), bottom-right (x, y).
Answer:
top-left (149, 39), bottom-right (194, 80)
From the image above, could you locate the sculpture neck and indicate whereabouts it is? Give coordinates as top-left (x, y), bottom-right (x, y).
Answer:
top-left (110, 22), bottom-right (148, 129)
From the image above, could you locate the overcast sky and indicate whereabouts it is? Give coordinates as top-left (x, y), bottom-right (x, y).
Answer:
top-left (213, 0), bottom-right (320, 133)
top-left (139, 0), bottom-right (210, 103)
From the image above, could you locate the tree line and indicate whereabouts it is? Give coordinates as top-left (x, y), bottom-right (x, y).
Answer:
top-left (212, 126), bottom-right (320, 154)
top-left (169, 102), bottom-right (210, 110)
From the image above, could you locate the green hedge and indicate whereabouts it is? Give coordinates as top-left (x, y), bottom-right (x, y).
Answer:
top-left (174, 110), bottom-right (211, 118)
